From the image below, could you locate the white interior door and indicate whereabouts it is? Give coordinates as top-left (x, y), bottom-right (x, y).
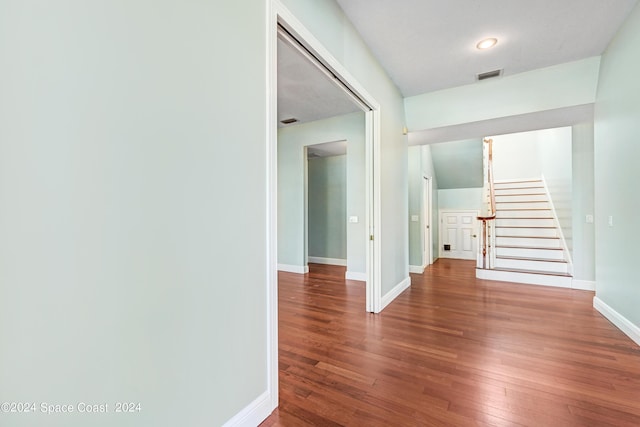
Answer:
top-left (439, 210), bottom-right (478, 260)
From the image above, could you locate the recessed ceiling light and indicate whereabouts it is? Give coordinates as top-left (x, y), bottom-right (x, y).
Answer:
top-left (476, 38), bottom-right (498, 50)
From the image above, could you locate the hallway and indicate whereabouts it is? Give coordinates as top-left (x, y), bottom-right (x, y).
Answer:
top-left (263, 260), bottom-right (640, 426)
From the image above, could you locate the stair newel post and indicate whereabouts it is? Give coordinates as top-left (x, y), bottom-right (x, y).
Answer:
top-left (482, 219), bottom-right (487, 268)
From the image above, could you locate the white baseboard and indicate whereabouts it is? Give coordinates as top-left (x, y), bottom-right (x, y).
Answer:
top-left (222, 390), bottom-right (274, 427)
top-left (409, 265), bottom-right (425, 274)
top-left (277, 264), bottom-right (308, 274)
top-left (572, 279), bottom-right (596, 291)
top-left (380, 276), bottom-right (411, 311)
top-left (345, 271), bottom-right (367, 281)
top-left (307, 256), bottom-right (347, 266)
top-left (593, 297), bottom-right (640, 347)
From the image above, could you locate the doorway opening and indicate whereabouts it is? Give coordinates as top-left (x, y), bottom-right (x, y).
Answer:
top-left (266, 1), bottom-right (382, 412)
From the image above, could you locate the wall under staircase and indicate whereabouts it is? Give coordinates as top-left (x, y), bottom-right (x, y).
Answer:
top-left (477, 178), bottom-right (573, 288)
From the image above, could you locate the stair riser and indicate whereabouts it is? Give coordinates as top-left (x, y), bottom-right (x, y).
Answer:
top-left (496, 247), bottom-right (565, 260)
top-left (494, 188), bottom-right (545, 196)
top-left (495, 258), bottom-right (569, 274)
top-left (496, 202), bottom-right (550, 210)
top-left (496, 210), bottom-right (552, 218)
top-left (496, 218), bottom-right (556, 227)
top-left (476, 269), bottom-right (572, 288)
top-left (495, 227), bottom-right (558, 237)
top-left (494, 181), bottom-right (544, 189)
top-left (496, 236), bottom-right (561, 248)
top-left (496, 194), bottom-right (547, 202)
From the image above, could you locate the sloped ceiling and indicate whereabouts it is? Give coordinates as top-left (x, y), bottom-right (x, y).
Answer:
top-left (431, 139), bottom-right (484, 189)
top-left (277, 38), bottom-right (360, 128)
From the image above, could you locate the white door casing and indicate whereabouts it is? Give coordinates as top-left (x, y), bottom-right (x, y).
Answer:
top-left (422, 176), bottom-right (432, 267)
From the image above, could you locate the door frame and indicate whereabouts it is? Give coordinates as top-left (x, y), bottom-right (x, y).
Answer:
top-left (422, 175), bottom-right (433, 268)
top-left (438, 209), bottom-right (480, 260)
top-left (266, 0), bottom-right (382, 412)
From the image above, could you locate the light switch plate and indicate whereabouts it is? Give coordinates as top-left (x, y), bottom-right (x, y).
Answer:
top-left (586, 214), bottom-right (594, 224)
top-left (411, 215), bottom-right (419, 222)
top-left (349, 216), bottom-right (359, 223)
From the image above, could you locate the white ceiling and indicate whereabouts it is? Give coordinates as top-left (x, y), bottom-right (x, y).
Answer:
top-left (277, 37), bottom-right (361, 128)
top-left (335, 0), bottom-right (638, 96)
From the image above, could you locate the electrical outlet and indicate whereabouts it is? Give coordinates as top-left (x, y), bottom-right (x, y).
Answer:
top-left (608, 215), bottom-right (614, 227)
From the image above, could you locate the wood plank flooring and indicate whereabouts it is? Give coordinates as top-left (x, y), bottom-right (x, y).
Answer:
top-left (261, 259), bottom-right (640, 426)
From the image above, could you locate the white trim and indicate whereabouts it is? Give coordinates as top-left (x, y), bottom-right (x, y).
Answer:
top-left (593, 297), bottom-right (640, 347)
top-left (222, 391), bottom-right (273, 427)
top-left (572, 279), bottom-right (596, 291)
top-left (422, 175), bottom-right (433, 267)
top-left (540, 175), bottom-right (574, 272)
top-left (308, 256), bottom-right (347, 266)
top-left (265, 0), bottom-right (279, 417)
top-left (273, 0), bottom-right (381, 315)
top-left (380, 276), bottom-right (411, 311)
top-left (345, 271), bottom-right (367, 281)
top-left (277, 264), bottom-right (309, 274)
top-left (476, 268), bottom-right (572, 288)
top-left (409, 265), bottom-right (425, 274)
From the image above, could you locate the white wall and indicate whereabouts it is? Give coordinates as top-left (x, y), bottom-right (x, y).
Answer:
top-left (492, 132), bottom-right (541, 180)
top-left (594, 2), bottom-right (640, 330)
top-left (0, 2), bottom-right (269, 426)
top-left (537, 127), bottom-right (573, 251)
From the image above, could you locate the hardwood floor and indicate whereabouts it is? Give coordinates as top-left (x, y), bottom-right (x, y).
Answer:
top-left (261, 259), bottom-right (640, 426)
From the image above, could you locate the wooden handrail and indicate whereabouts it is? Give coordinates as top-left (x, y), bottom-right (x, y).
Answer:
top-left (478, 138), bottom-right (496, 220)
top-left (478, 138), bottom-right (496, 269)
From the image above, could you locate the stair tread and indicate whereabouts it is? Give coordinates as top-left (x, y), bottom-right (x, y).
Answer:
top-left (496, 208), bottom-right (551, 211)
top-left (496, 226), bottom-right (556, 229)
top-left (495, 180), bottom-right (543, 184)
top-left (498, 235), bottom-right (560, 239)
top-left (490, 267), bottom-right (572, 277)
top-left (496, 255), bottom-right (567, 263)
top-left (496, 201), bottom-right (548, 204)
top-left (496, 193), bottom-right (547, 196)
top-left (497, 245), bottom-right (563, 250)
top-left (497, 217), bottom-right (554, 220)
top-left (495, 186), bottom-right (544, 190)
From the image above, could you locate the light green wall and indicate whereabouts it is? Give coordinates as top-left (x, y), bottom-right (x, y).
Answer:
top-left (281, 0), bottom-right (409, 293)
top-left (308, 156), bottom-right (347, 259)
top-left (438, 188), bottom-right (483, 211)
top-left (572, 123), bottom-right (595, 281)
top-left (0, 2), bottom-right (267, 426)
top-left (405, 57), bottom-right (601, 131)
top-left (408, 145), bottom-right (439, 267)
top-left (594, 2), bottom-right (640, 326)
top-left (430, 139), bottom-right (483, 189)
top-left (278, 112), bottom-right (366, 274)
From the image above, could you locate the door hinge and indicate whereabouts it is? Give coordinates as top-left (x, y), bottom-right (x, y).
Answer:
top-left (370, 235), bottom-right (374, 241)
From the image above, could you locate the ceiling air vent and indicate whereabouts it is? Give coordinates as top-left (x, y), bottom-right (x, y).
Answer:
top-left (280, 118), bottom-right (298, 125)
top-left (476, 69), bottom-right (503, 81)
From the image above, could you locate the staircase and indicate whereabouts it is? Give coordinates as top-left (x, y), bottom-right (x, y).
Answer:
top-left (476, 179), bottom-right (573, 287)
